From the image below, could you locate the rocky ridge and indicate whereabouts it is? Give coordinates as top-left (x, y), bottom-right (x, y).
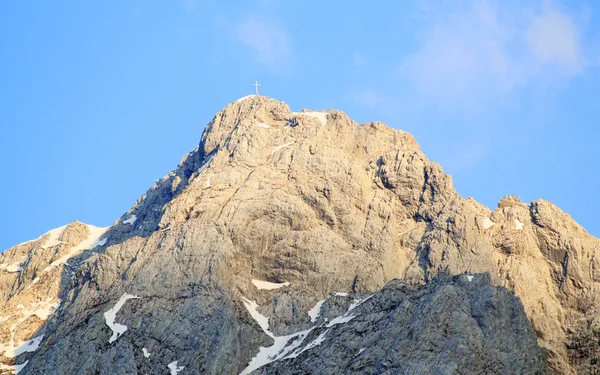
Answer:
top-left (0, 95), bottom-right (598, 374)
top-left (256, 273), bottom-right (546, 375)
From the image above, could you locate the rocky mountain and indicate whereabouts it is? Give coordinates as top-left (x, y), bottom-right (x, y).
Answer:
top-left (0, 95), bottom-right (598, 374)
top-left (250, 273), bottom-right (546, 375)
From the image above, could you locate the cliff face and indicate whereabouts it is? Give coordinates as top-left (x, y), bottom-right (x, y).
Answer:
top-left (256, 274), bottom-right (546, 375)
top-left (0, 96), bottom-right (597, 374)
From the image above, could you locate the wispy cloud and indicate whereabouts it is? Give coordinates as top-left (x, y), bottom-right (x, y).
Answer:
top-left (234, 18), bottom-right (292, 68)
top-left (527, 9), bottom-right (583, 74)
top-left (399, 2), bottom-right (587, 110)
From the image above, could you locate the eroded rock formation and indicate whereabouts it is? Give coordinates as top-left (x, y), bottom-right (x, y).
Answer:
top-left (0, 96), bottom-right (597, 374)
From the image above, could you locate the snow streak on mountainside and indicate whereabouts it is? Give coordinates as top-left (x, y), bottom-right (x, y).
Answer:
top-left (0, 95), bottom-right (598, 374)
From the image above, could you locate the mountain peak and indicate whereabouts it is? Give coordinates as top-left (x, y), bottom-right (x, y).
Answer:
top-left (0, 99), bottom-right (598, 374)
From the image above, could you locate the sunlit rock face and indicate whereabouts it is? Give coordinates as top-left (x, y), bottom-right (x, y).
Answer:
top-left (0, 96), bottom-right (597, 374)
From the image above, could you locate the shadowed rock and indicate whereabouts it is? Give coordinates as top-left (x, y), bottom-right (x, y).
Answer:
top-left (255, 274), bottom-right (546, 375)
top-left (0, 96), bottom-right (597, 374)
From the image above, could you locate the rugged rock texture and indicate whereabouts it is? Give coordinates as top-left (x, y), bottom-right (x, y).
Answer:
top-left (257, 273), bottom-right (546, 375)
top-left (0, 222), bottom-right (109, 374)
top-left (0, 95), bottom-right (598, 374)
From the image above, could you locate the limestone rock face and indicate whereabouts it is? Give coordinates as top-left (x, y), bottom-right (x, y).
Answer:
top-left (0, 221), bottom-right (109, 374)
top-left (257, 274), bottom-right (546, 375)
top-left (0, 95), bottom-right (597, 374)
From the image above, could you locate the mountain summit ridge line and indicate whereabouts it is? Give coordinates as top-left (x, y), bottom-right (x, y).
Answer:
top-left (0, 95), bottom-right (598, 374)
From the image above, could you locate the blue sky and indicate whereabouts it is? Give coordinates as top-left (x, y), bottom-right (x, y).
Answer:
top-left (1, 1), bottom-right (599, 251)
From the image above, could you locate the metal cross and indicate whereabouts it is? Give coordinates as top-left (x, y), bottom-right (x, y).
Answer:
top-left (253, 80), bottom-right (261, 95)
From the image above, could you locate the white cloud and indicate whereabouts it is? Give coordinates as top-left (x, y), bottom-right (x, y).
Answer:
top-left (399, 2), bottom-right (586, 110)
top-left (235, 18), bottom-right (291, 68)
top-left (527, 10), bottom-right (583, 74)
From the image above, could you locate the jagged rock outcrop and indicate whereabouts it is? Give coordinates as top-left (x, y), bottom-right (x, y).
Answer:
top-left (0, 222), bottom-right (108, 374)
top-left (0, 95), bottom-right (598, 374)
top-left (256, 274), bottom-right (546, 375)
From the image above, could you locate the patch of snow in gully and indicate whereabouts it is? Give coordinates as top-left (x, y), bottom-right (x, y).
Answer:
top-left (104, 294), bottom-right (139, 343)
top-left (252, 280), bottom-right (290, 290)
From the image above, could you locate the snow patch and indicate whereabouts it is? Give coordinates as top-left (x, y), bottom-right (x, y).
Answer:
top-left (4, 260), bottom-right (25, 273)
top-left (19, 298), bottom-right (60, 321)
top-left (8, 222), bottom-right (106, 251)
top-left (72, 225), bottom-right (110, 252)
top-left (326, 314), bottom-right (356, 327)
top-left (334, 292), bottom-right (348, 297)
top-left (159, 172), bottom-right (175, 183)
top-left (197, 154), bottom-right (214, 176)
top-left (13, 237), bottom-right (36, 248)
top-left (29, 299), bottom-right (60, 320)
top-left (306, 330), bottom-right (328, 349)
top-left (168, 361), bottom-right (185, 375)
top-left (42, 225), bottom-right (109, 272)
top-left (258, 123), bottom-right (270, 129)
top-left (41, 225), bottom-right (68, 249)
top-left (1, 335), bottom-right (44, 358)
top-left (252, 279), bottom-right (290, 290)
top-left (515, 219), bottom-right (524, 230)
top-left (348, 295), bottom-right (373, 312)
top-left (240, 290), bottom-right (365, 375)
top-left (123, 215), bottom-right (137, 225)
top-left (307, 299), bottom-right (325, 323)
top-left (240, 296), bottom-right (317, 374)
top-left (482, 217), bottom-right (495, 229)
top-left (0, 300), bottom-right (57, 360)
top-left (271, 142), bottom-right (294, 155)
top-left (235, 95), bottom-right (256, 103)
top-left (104, 294), bottom-right (139, 343)
top-left (466, 275), bottom-right (474, 282)
top-left (142, 348), bottom-right (151, 358)
top-left (239, 330), bottom-right (312, 375)
top-left (242, 298), bottom-right (272, 337)
top-left (286, 329), bottom-right (329, 359)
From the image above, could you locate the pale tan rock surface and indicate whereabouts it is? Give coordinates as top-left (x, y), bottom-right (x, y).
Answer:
top-left (0, 95), bottom-right (597, 374)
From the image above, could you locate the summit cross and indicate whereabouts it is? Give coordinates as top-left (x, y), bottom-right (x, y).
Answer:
top-left (253, 80), bottom-right (261, 95)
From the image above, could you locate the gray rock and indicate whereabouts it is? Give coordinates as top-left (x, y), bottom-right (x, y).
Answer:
top-left (254, 274), bottom-right (546, 375)
top-left (0, 95), bottom-right (597, 374)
